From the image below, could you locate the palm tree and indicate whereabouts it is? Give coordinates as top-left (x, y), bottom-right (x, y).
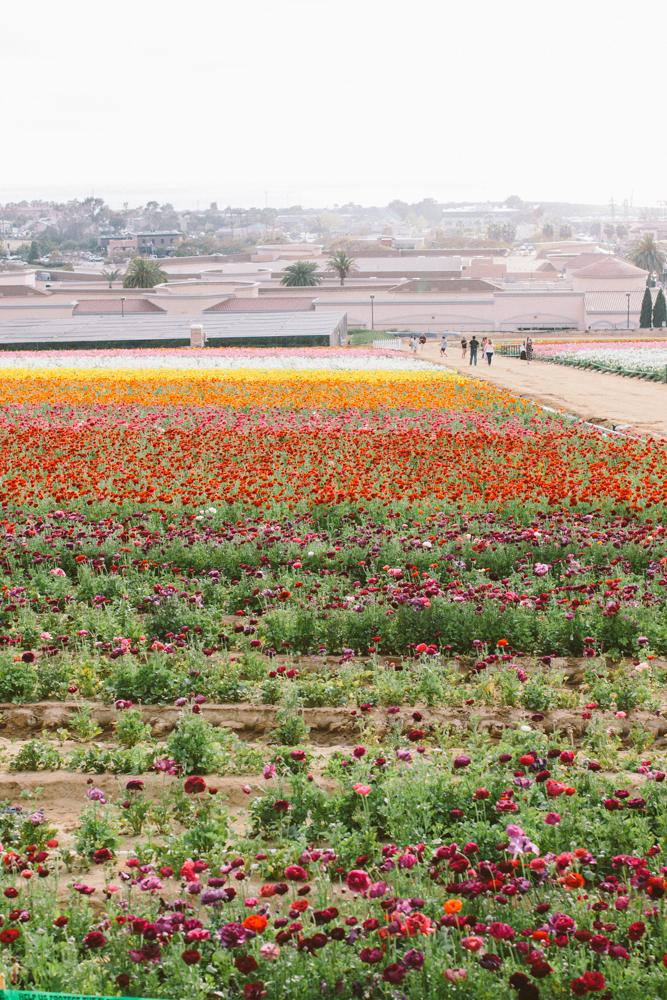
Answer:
top-left (328, 250), bottom-right (356, 285)
top-left (122, 257), bottom-right (167, 289)
top-left (102, 268), bottom-right (121, 289)
top-left (280, 261), bottom-right (322, 287)
top-left (628, 233), bottom-right (665, 277)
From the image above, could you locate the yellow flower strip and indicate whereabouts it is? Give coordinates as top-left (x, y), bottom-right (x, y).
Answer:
top-left (0, 367), bottom-right (528, 412)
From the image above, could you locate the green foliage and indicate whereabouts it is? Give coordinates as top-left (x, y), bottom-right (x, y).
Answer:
top-left (280, 260), bottom-right (322, 286)
top-left (122, 256), bottom-right (167, 288)
top-left (167, 713), bottom-right (221, 774)
top-left (639, 286), bottom-right (653, 328)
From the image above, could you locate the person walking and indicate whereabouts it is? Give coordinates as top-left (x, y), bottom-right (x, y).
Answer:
top-left (526, 336), bottom-right (534, 363)
top-left (440, 334), bottom-right (448, 357)
top-left (484, 337), bottom-right (495, 365)
top-left (460, 335), bottom-right (467, 360)
top-left (469, 335), bottom-right (479, 366)
top-left (409, 335), bottom-right (418, 354)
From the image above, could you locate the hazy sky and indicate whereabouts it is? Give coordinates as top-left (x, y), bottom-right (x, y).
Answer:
top-left (2, 0), bottom-right (662, 209)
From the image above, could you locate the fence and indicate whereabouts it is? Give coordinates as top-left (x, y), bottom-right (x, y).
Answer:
top-left (0, 992), bottom-right (160, 1000)
top-left (372, 338), bottom-right (405, 350)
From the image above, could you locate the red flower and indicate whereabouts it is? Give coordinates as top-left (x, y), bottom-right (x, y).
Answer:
top-left (360, 947), bottom-right (384, 964)
top-left (382, 962), bottom-right (407, 984)
top-left (83, 931), bottom-right (107, 949)
top-left (283, 865), bottom-right (308, 881)
top-left (346, 869), bottom-right (371, 893)
top-left (182, 949), bottom-right (201, 965)
top-left (184, 776), bottom-right (207, 794)
top-left (92, 847), bottom-right (114, 863)
top-left (0, 928), bottom-right (20, 944)
top-left (243, 984), bottom-right (266, 1000)
top-left (235, 954), bottom-right (259, 974)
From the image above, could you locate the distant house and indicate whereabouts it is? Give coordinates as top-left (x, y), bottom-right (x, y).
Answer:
top-left (100, 236), bottom-right (138, 258)
top-left (135, 231), bottom-right (183, 254)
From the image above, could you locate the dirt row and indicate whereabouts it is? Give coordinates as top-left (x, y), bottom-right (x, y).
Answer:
top-left (1, 700), bottom-right (666, 745)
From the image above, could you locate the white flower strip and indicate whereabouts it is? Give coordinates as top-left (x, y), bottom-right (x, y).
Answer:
top-left (0, 351), bottom-right (438, 373)
top-left (548, 347), bottom-right (667, 372)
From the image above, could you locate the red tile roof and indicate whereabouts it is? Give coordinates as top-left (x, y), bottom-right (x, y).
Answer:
top-left (204, 297), bottom-right (316, 313)
top-left (572, 257), bottom-right (648, 279)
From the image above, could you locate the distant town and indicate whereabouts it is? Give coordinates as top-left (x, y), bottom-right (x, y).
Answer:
top-left (1, 194), bottom-right (666, 342)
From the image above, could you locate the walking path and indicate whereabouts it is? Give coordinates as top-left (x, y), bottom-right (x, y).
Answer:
top-left (422, 345), bottom-right (667, 438)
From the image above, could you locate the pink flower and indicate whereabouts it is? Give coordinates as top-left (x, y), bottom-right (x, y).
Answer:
top-left (263, 764), bottom-right (277, 780)
top-left (50, 567), bottom-right (66, 577)
top-left (443, 968), bottom-right (468, 984)
top-left (346, 869), bottom-right (371, 893)
top-left (352, 783), bottom-right (371, 796)
top-left (533, 563), bottom-right (550, 576)
top-left (260, 942), bottom-right (280, 960)
top-left (545, 812), bottom-right (561, 825)
top-left (461, 935), bottom-right (485, 952)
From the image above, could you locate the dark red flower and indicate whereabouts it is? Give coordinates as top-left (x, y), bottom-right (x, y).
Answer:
top-left (184, 776), bottom-right (207, 794)
top-left (382, 962), bottom-right (407, 984)
top-left (82, 931), bottom-right (106, 949)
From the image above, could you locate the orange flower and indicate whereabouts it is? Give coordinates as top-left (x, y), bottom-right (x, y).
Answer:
top-left (443, 898), bottom-right (463, 914)
top-left (242, 914), bottom-right (268, 933)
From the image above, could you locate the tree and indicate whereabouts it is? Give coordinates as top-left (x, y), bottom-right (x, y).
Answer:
top-left (280, 261), bottom-right (322, 287)
top-left (652, 287), bottom-right (666, 329)
top-left (629, 233), bottom-right (665, 277)
top-left (639, 287), bottom-right (653, 328)
top-left (328, 250), bottom-right (356, 286)
top-left (122, 257), bottom-right (167, 288)
top-left (27, 240), bottom-right (40, 263)
top-left (541, 223), bottom-right (554, 239)
top-left (102, 268), bottom-right (121, 289)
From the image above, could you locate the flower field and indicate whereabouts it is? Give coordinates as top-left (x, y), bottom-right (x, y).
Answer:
top-left (537, 342), bottom-right (667, 382)
top-left (0, 348), bottom-right (666, 999)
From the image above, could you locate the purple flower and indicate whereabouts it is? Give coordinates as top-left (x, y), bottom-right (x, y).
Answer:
top-left (505, 823), bottom-right (538, 858)
top-left (218, 922), bottom-right (251, 948)
top-left (86, 788), bottom-right (106, 803)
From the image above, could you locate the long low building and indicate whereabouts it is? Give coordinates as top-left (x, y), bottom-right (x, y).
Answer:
top-left (0, 311), bottom-right (348, 349)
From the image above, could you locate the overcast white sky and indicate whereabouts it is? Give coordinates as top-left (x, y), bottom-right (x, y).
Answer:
top-left (1, 0), bottom-right (662, 209)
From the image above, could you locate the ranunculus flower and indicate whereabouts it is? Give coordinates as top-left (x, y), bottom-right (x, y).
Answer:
top-left (184, 776), bottom-right (207, 794)
top-left (82, 931), bottom-right (106, 949)
top-left (443, 968), bottom-right (467, 983)
top-left (346, 869), bottom-right (371, 893)
top-left (284, 865), bottom-right (308, 882)
top-left (352, 783), bottom-right (371, 796)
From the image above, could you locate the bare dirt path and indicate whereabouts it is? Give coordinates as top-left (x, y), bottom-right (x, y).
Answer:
top-left (421, 345), bottom-right (667, 437)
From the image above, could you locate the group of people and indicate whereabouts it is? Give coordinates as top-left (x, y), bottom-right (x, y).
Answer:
top-left (410, 333), bottom-right (533, 366)
top-left (459, 335), bottom-right (494, 366)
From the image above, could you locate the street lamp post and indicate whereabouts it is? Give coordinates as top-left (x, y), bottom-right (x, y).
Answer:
top-left (370, 294), bottom-right (375, 332)
top-left (626, 292), bottom-right (630, 330)
top-left (120, 296), bottom-right (126, 319)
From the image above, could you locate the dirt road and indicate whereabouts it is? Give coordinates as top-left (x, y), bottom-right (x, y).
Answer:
top-left (423, 345), bottom-right (667, 437)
